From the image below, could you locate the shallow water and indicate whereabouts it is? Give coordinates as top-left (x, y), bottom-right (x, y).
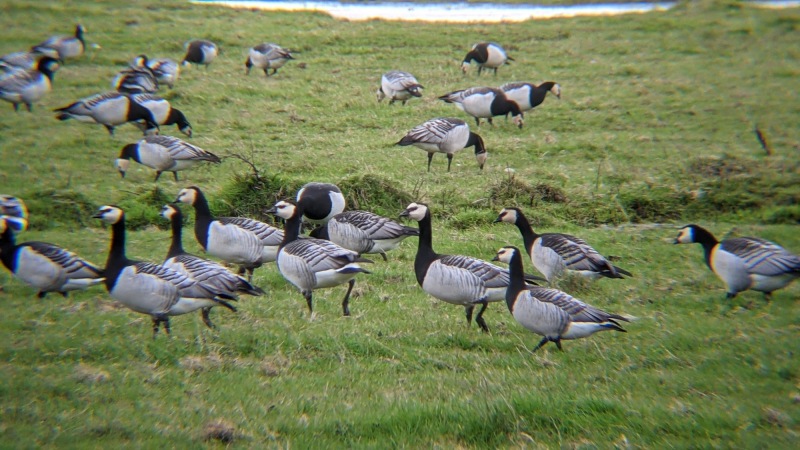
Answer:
top-left (191, 1), bottom-right (799, 22)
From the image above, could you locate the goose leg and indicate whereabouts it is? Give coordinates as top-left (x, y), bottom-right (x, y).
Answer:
top-left (532, 337), bottom-right (549, 352)
top-left (341, 279), bottom-right (355, 316)
top-left (37, 291), bottom-right (47, 299)
top-left (446, 154), bottom-right (453, 172)
top-left (554, 339), bottom-right (563, 351)
top-left (13, 103), bottom-right (20, 112)
top-left (154, 171), bottom-right (162, 181)
top-left (427, 152), bottom-right (434, 172)
top-left (152, 317), bottom-right (160, 338)
top-left (104, 125), bottom-right (115, 135)
top-left (763, 292), bottom-right (773, 302)
top-left (303, 290), bottom-right (313, 313)
top-left (474, 117), bottom-right (481, 127)
top-left (474, 300), bottom-right (489, 333)
top-left (464, 305), bottom-right (474, 326)
top-left (487, 117), bottom-right (493, 126)
top-left (201, 307), bottom-right (215, 329)
top-left (379, 251), bottom-right (388, 262)
top-left (26, 103), bottom-right (33, 112)
top-left (172, 171), bottom-right (179, 182)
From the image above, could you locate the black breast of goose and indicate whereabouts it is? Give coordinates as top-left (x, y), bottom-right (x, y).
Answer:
top-left (1, 195), bottom-right (29, 232)
top-left (147, 58), bottom-right (180, 89)
top-left (0, 56), bottom-right (58, 112)
top-left (175, 186), bottom-right (282, 280)
top-left (396, 117), bottom-right (487, 172)
top-left (400, 202), bottom-right (518, 332)
top-left (312, 210), bottom-right (419, 261)
top-left (182, 40), bottom-right (218, 67)
top-left (675, 224), bottom-right (800, 301)
top-left (116, 135), bottom-right (220, 181)
top-left (32, 24), bottom-right (85, 61)
top-left (92, 205), bottom-right (236, 336)
top-left (461, 42), bottom-right (513, 75)
top-left (376, 70), bottom-right (424, 105)
top-left (494, 246), bottom-right (628, 352)
top-left (295, 182), bottom-right (346, 225)
top-left (500, 81), bottom-right (561, 112)
top-left (130, 93), bottom-right (192, 137)
top-left (0, 218), bottom-right (104, 298)
top-left (495, 207), bottom-right (632, 283)
top-left (54, 91), bottom-right (160, 136)
top-left (246, 43), bottom-right (294, 76)
top-left (268, 200), bottom-right (372, 317)
top-left (438, 87), bottom-right (523, 128)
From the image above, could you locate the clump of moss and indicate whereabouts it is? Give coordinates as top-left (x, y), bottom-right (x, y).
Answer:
top-left (117, 186), bottom-right (174, 230)
top-left (489, 175), bottom-right (567, 207)
top-left (617, 186), bottom-right (693, 223)
top-left (338, 174), bottom-right (415, 217)
top-left (25, 189), bottom-right (97, 230)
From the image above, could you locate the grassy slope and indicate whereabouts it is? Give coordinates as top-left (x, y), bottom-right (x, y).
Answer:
top-left (1, 0), bottom-right (799, 447)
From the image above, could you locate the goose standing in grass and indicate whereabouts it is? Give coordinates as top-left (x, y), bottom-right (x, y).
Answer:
top-left (115, 135), bottom-right (220, 181)
top-left (175, 186), bottom-right (283, 280)
top-left (439, 87), bottom-right (524, 128)
top-left (396, 117), bottom-right (487, 172)
top-left (400, 202), bottom-right (525, 332)
top-left (245, 43), bottom-right (294, 76)
top-left (295, 182), bottom-right (346, 226)
top-left (376, 70), bottom-right (424, 105)
top-left (54, 91), bottom-right (160, 136)
top-left (182, 40), bottom-right (218, 68)
top-left (113, 55), bottom-right (159, 94)
top-left (31, 24), bottom-right (85, 61)
top-left (309, 210), bottom-right (419, 261)
top-left (493, 246), bottom-right (628, 352)
top-left (267, 200), bottom-right (372, 317)
top-left (495, 207), bottom-right (632, 283)
top-left (461, 42), bottom-right (513, 75)
top-left (500, 81), bottom-right (561, 112)
top-left (0, 56), bottom-right (58, 112)
top-left (93, 205), bottom-right (236, 336)
top-left (130, 93), bottom-right (192, 137)
top-left (674, 224), bottom-right (800, 301)
top-left (147, 58), bottom-right (180, 89)
top-left (160, 204), bottom-right (264, 327)
top-left (0, 218), bottom-right (104, 298)
top-left (0, 195), bottom-right (28, 233)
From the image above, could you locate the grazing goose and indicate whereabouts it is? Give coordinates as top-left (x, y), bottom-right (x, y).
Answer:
top-left (400, 202), bottom-right (525, 332)
top-left (31, 24), bottom-right (85, 61)
top-left (54, 91), bottom-right (160, 136)
top-left (130, 93), bottom-right (192, 137)
top-left (500, 81), bottom-right (561, 112)
top-left (396, 117), bottom-right (487, 172)
top-left (495, 207), bottom-right (632, 283)
top-left (494, 246), bottom-right (628, 352)
top-left (116, 135), bottom-right (220, 181)
top-left (376, 70), bottom-right (424, 105)
top-left (93, 205), bottom-right (236, 336)
top-left (461, 42), bottom-right (513, 75)
top-left (113, 55), bottom-right (159, 94)
top-left (182, 40), bottom-right (218, 68)
top-left (295, 182), bottom-right (346, 225)
top-left (160, 204), bottom-right (263, 326)
top-left (0, 51), bottom-right (38, 72)
top-left (175, 186), bottom-right (283, 280)
top-left (0, 218), bottom-right (104, 298)
top-left (439, 87), bottom-right (524, 128)
top-left (0, 56), bottom-right (58, 112)
top-left (146, 58), bottom-right (180, 89)
top-left (674, 224), bottom-right (800, 301)
top-left (309, 210), bottom-right (419, 261)
top-left (0, 195), bottom-right (28, 233)
top-left (267, 200), bottom-right (372, 316)
top-left (245, 43), bottom-right (294, 76)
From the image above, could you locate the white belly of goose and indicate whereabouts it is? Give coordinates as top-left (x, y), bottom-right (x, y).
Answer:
top-left (532, 239), bottom-right (568, 281)
top-left (109, 267), bottom-right (178, 315)
top-left (460, 93), bottom-right (496, 118)
top-left (276, 250), bottom-right (361, 291)
top-left (15, 248), bottom-right (67, 292)
top-left (421, 262), bottom-right (490, 305)
top-left (77, 95), bottom-right (134, 125)
top-left (132, 96), bottom-right (170, 123)
top-left (484, 48), bottom-right (507, 68)
top-left (709, 247), bottom-right (751, 294)
top-left (207, 222), bottom-right (264, 266)
top-left (503, 86), bottom-right (532, 111)
top-left (512, 293), bottom-right (568, 339)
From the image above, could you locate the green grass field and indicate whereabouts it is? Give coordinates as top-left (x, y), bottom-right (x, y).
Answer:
top-left (1, 0), bottom-right (799, 447)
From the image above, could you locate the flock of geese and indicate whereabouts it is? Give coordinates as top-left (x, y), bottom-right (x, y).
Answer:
top-left (1, 25), bottom-right (799, 351)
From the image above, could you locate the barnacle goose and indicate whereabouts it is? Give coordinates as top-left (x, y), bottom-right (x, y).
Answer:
top-left (0, 51), bottom-right (38, 72)
top-left (500, 81), bottom-right (561, 112)
top-left (0, 56), bottom-right (58, 112)
top-left (31, 24), bottom-right (85, 61)
top-left (309, 210), bottom-right (419, 261)
top-left (146, 58), bottom-right (180, 89)
top-left (267, 200), bottom-right (372, 316)
top-left (0, 218), bottom-right (104, 298)
top-left (396, 117), bottom-right (487, 172)
top-left (439, 87), bottom-right (524, 128)
top-left (400, 202), bottom-right (527, 332)
top-left (461, 42), bottom-right (513, 75)
top-left (54, 91), bottom-right (160, 136)
top-left (675, 224), bottom-right (800, 301)
top-left (494, 246), bottom-right (628, 352)
top-left (130, 93), bottom-right (192, 137)
top-left (295, 182), bottom-right (346, 226)
top-left (182, 40), bottom-right (218, 68)
top-left (116, 135), bottom-right (220, 181)
top-left (0, 195), bottom-right (28, 232)
top-left (175, 186), bottom-right (283, 280)
top-left (376, 70), bottom-right (424, 105)
top-left (160, 204), bottom-right (263, 327)
top-left (246, 43), bottom-right (294, 76)
top-left (495, 207), bottom-right (632, 283)
top-left (113, 55), bottom-right (159, 94)
top-left (93, 205), bottom-right (236, 336)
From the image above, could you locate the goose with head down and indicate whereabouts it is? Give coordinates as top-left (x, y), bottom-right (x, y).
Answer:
top-left (395, 117), bottom-right (487, 172)
top-left (376, 70), bottom-right (424, 105)
top-left (116, 135), bottom-right (219, 181)
top-left (54, 91), bottom-right (160, 136)
top-left (439, 87), bottom-right (523, 128)
top-left (461, 42), bottom-right (513, 76)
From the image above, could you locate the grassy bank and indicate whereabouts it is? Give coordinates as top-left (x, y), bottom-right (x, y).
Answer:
top-left (1, 0), bottom-right (798, 447)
